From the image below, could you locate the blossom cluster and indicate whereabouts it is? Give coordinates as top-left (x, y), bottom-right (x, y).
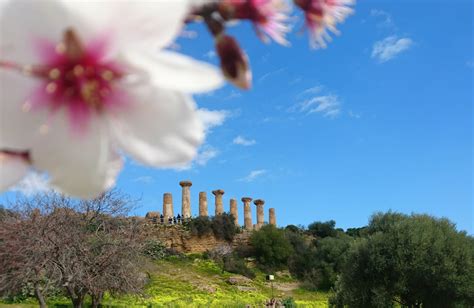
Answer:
top-left (0, 0), bottom-right (354, 199)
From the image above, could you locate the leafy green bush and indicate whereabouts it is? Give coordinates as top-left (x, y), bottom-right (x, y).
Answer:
top-left (187, 216), bottom-right (213, 237)
top-left (330, 212), bottom-right (474, 307)
top-left (307, 220), bottom-right (338, 238)
top-left (250, 225), bottom-right (293, 271)
top-left (142, 239), bottom-right (168, 260)
top-left (188, 214), bottom-right (237, 242)
top-left (282, 297), bottom-right (296, 307)
top-left (287, 227), bottom-right (352, 291)
top-left (212, 213), bottom-right (237, 242)
top-left (222, 254), bottom-right (256, 279)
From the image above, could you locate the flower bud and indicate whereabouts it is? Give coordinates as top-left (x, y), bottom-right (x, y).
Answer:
top-left (215, 34), bottom-right (252, 90)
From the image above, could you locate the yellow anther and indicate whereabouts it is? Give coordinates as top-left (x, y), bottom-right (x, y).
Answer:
top-left (55, 43), bottom-right (66, 54)
top-left (101, 70), bottom-right (114, 81)
top-left (74, 65), bottom-right (84, 76)
top-left (49, 68), bottom-right (61, 79)
top-left (46, 82), bottom-right (57, 94)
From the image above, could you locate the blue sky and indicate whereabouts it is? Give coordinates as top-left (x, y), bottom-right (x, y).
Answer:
top-left (3, 0), bottom-right (473, 233)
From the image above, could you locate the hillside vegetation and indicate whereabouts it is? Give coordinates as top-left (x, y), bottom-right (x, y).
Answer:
top-left (2, 193), bottom-right (473, 307)
top-left (1, 255), bottom-right (329, 307)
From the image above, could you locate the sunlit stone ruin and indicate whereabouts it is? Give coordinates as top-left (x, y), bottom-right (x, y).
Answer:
top-left (145, 180), bottom-right (276, 230)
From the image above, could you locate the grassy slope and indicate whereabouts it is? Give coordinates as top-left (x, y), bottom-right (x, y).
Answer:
top-left (1, 256), bottom-right (329, 307)
top-left (106, 256), bottom-right (329, 307)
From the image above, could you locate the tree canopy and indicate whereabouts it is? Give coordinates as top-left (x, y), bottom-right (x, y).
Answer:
top-left (330, 212), bottom-right (474, 307)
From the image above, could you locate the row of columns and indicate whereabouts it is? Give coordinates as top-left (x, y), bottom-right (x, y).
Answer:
top-left (147, 180), bottom-right (277, 230)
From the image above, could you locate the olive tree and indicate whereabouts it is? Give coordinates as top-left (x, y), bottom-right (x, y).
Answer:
top-left (330, 212), bottom-right (474, 307)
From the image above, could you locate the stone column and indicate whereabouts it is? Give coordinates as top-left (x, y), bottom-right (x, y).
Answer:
top-left (179, 180), bottom-right (192, 219)
top-left (269, 208), bottom-right (276, 226)
top-left (254, 199), bottom-right (265, 230)
top-left (242, 197), bottom-right (253, 230)
top-left (199, 192), bottom-right (208, 217)
top-left (212, 189), bottom-right (225, 216)
top-left (230, 198), bottom-right (238, 226)
top-left (162, 193), bottom-right (173, 219)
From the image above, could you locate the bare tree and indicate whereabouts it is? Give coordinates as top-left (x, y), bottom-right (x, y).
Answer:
top-left (0, 190), bottom-right (148, 308)
top-left (0, 206), bottom-right (53, 308)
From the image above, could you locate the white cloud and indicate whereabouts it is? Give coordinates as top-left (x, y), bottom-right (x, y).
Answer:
top-left (348, 110), bottom-right (362, 119)
top-left (258, 67), bottom-right (286, 83)
top-left (233, 136), bottom-right (256, 146)
top-left (204, 50), bottom-right (216, 59)
top-left (10, 172), bottom-right (51, 196)
top-left (197, 108), bottom-right (230, 131)
top-left (372, 36), bottom-right (413, 63)
top-left (133, 176), bottom-right (154, 184)
top-left (238, 169), bottom-right (267, 182)
top-left (225, 90), bottom-right (242, 100)
top-left (300, 85), bottom-right (324, 96)
top-left (195, 146), bottom-right (219, 166)
top-left (370, 9), bottom-right (395, 29)
top-left (299, 95), bottom-right (341, 118)
top-left (173, 146), bottom-right (219, 171)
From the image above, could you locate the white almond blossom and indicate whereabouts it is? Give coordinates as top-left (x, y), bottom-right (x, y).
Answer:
top-left (0, 0), bottom-right (224, 198)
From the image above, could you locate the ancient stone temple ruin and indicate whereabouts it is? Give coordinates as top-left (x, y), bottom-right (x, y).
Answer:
top-left (145, 180), bottom-right (276, 230)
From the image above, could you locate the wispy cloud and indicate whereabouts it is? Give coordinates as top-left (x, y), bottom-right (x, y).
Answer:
top-left (225, 90), bottom-right (242, 100)
top-left (233, 136), bottom-right (256, 146)
top-left (238, 169), bottom-right (267, 182)
top-left (294, 94), bottom-right (341, 118)
top-left (173, 145), bottom-right (219, 171)
top-left (370, 9), bottom-right (396, 30)
top-left (10, 172), bottom-right (51, 196)
top-left (133, 176), bottom-right (154, 184)
top-left (299, 85), bottom-right (324, 97)
top-left (195, 146), bottom-right (219, 166)
top-left (258, 67), bottom-right (286, 83)
top-left (348, 110), bottom-right (362, 119)
top-left (372, 36), bottom-right (413, 63)
top-left (180, 30), bottom-right (197, 39)
top-left (197, 108), bottom-right (230, 132)
top-left (204, 50), bottom-right (216, 59)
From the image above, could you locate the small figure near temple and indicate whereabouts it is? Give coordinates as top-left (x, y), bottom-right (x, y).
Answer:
top-left (160, 214), bottom-right (164, 224)
top-left (177, 214), bottom-right (182, 224)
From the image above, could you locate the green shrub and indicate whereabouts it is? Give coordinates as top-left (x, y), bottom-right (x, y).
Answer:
top-left (142, 240), bottom-right (169, 260)
top-left (211, 213), bottom-right (237, 242)
top-left (307, 220), bottom-right (338, 238)
top-left (188, 214), bottom-right (237, 242)
top-left (187, 216), bottom-right (213, 237)
top-left (330, 213), bottom-right (474, 307)
top-left (223, 254), bottom-right (256, 279)
top-left (250, 225), bottom-right (293, 271)
top-left (282, 297), bottom-right (296, 307)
